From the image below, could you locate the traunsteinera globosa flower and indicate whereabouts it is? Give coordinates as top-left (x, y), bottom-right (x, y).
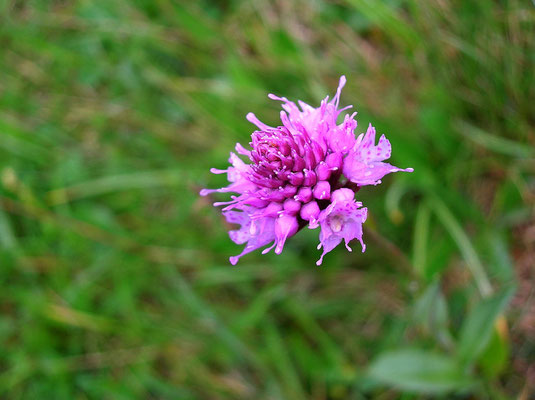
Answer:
top-left (201, 76), bottom-right (413, 265)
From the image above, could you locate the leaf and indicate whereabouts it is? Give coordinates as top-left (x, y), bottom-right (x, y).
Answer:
top-left (46, 170), bottom-right (188, 205)
top-left (482, 232), bottom-right (515, 284)
top-left (479, 323), bottom-right (509, 378)
top-left (345, 0), bottom-right (420, 47)
top-left (457, 287), bottom-right (515, 364)
top-left (412, 282), bottom-right (453, 348)
top-left (427, 196), bottom-right (492, 296)
top-left (385, 180), bottom-right (410, 224)
top-left (454, 120), bottom-right (534, 158)
top-left (411, 202), bottom-right (430, 277)
top-left (368, 349), bottom-right (472, 394)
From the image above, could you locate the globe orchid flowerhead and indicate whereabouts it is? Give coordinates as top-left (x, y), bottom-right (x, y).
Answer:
top-left (201, 76), bottom-right (413, 265)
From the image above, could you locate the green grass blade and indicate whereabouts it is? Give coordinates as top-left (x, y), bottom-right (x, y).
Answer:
top-left (427, 196), bottom-right (493, 297)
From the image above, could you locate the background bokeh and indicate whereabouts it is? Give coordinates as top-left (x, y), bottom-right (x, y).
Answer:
top-left (1, 1), bottom-right (534, 398)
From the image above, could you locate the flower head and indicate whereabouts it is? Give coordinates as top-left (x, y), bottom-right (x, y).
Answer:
top-left (201, 76), bottom-right (412, 265)
top-left (314, 188), bottom-right (368, 266)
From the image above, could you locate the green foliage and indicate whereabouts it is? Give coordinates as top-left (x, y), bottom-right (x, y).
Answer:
top-left (368, 348), bottom-right (473, 394)
top-left (457, 287), bottom-right (515, 365)
top-left (0, 0), bottom-right (532, 398)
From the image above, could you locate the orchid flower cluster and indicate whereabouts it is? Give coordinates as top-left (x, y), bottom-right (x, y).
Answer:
top-left (201, 76), bottom-right (413, 265)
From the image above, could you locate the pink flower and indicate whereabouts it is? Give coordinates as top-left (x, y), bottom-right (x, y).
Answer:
top-left (201, 76), bottom-right (412, 265)
top-left (314, 189), bottom-right (368, 266)
top-left (343, 124), bottom-right (413, 186)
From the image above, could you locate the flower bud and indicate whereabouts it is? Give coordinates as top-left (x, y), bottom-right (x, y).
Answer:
top-left (244, 198), bottom-right (270, 208)
top-left (283, 198), bottom-right (301, 215)
top-left (262, 202), bottom-right (283, 217)
top-left (313, 181), bottom-right (331, 200)
top-left (304, 149), bottom-right (316, 169)
top-left (281, 184), bottom-right (297, 198)
top-left (331, 188), bottom-right (354, 202)
top-left (312, 141), bottom-right (325, 165)
top-left (274, 215), bottom-right (299, 254)
top-left (295, 187), bottom-right (312, 202)
top-left (300, 201), bottom-right (320, 221)
top-left (315, 162), bottom-right (331, 181)
top-left (326, 152), bottom-right (343, 170)
top-left (303, 169), bottom-right (317, 186)
top-left (292, 153), bottom-right (306, 171)
top-left (289, 172), bottom-right (304, 186)
top-left (261, 189), bottom-right (286, 202)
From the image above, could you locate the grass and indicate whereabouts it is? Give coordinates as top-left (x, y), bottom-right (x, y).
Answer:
top-left (0, 0), bottom-right (534, 398)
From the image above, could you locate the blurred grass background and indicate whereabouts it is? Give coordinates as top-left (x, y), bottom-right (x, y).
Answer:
top-left (0, 0), bottom-right (534, 398)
